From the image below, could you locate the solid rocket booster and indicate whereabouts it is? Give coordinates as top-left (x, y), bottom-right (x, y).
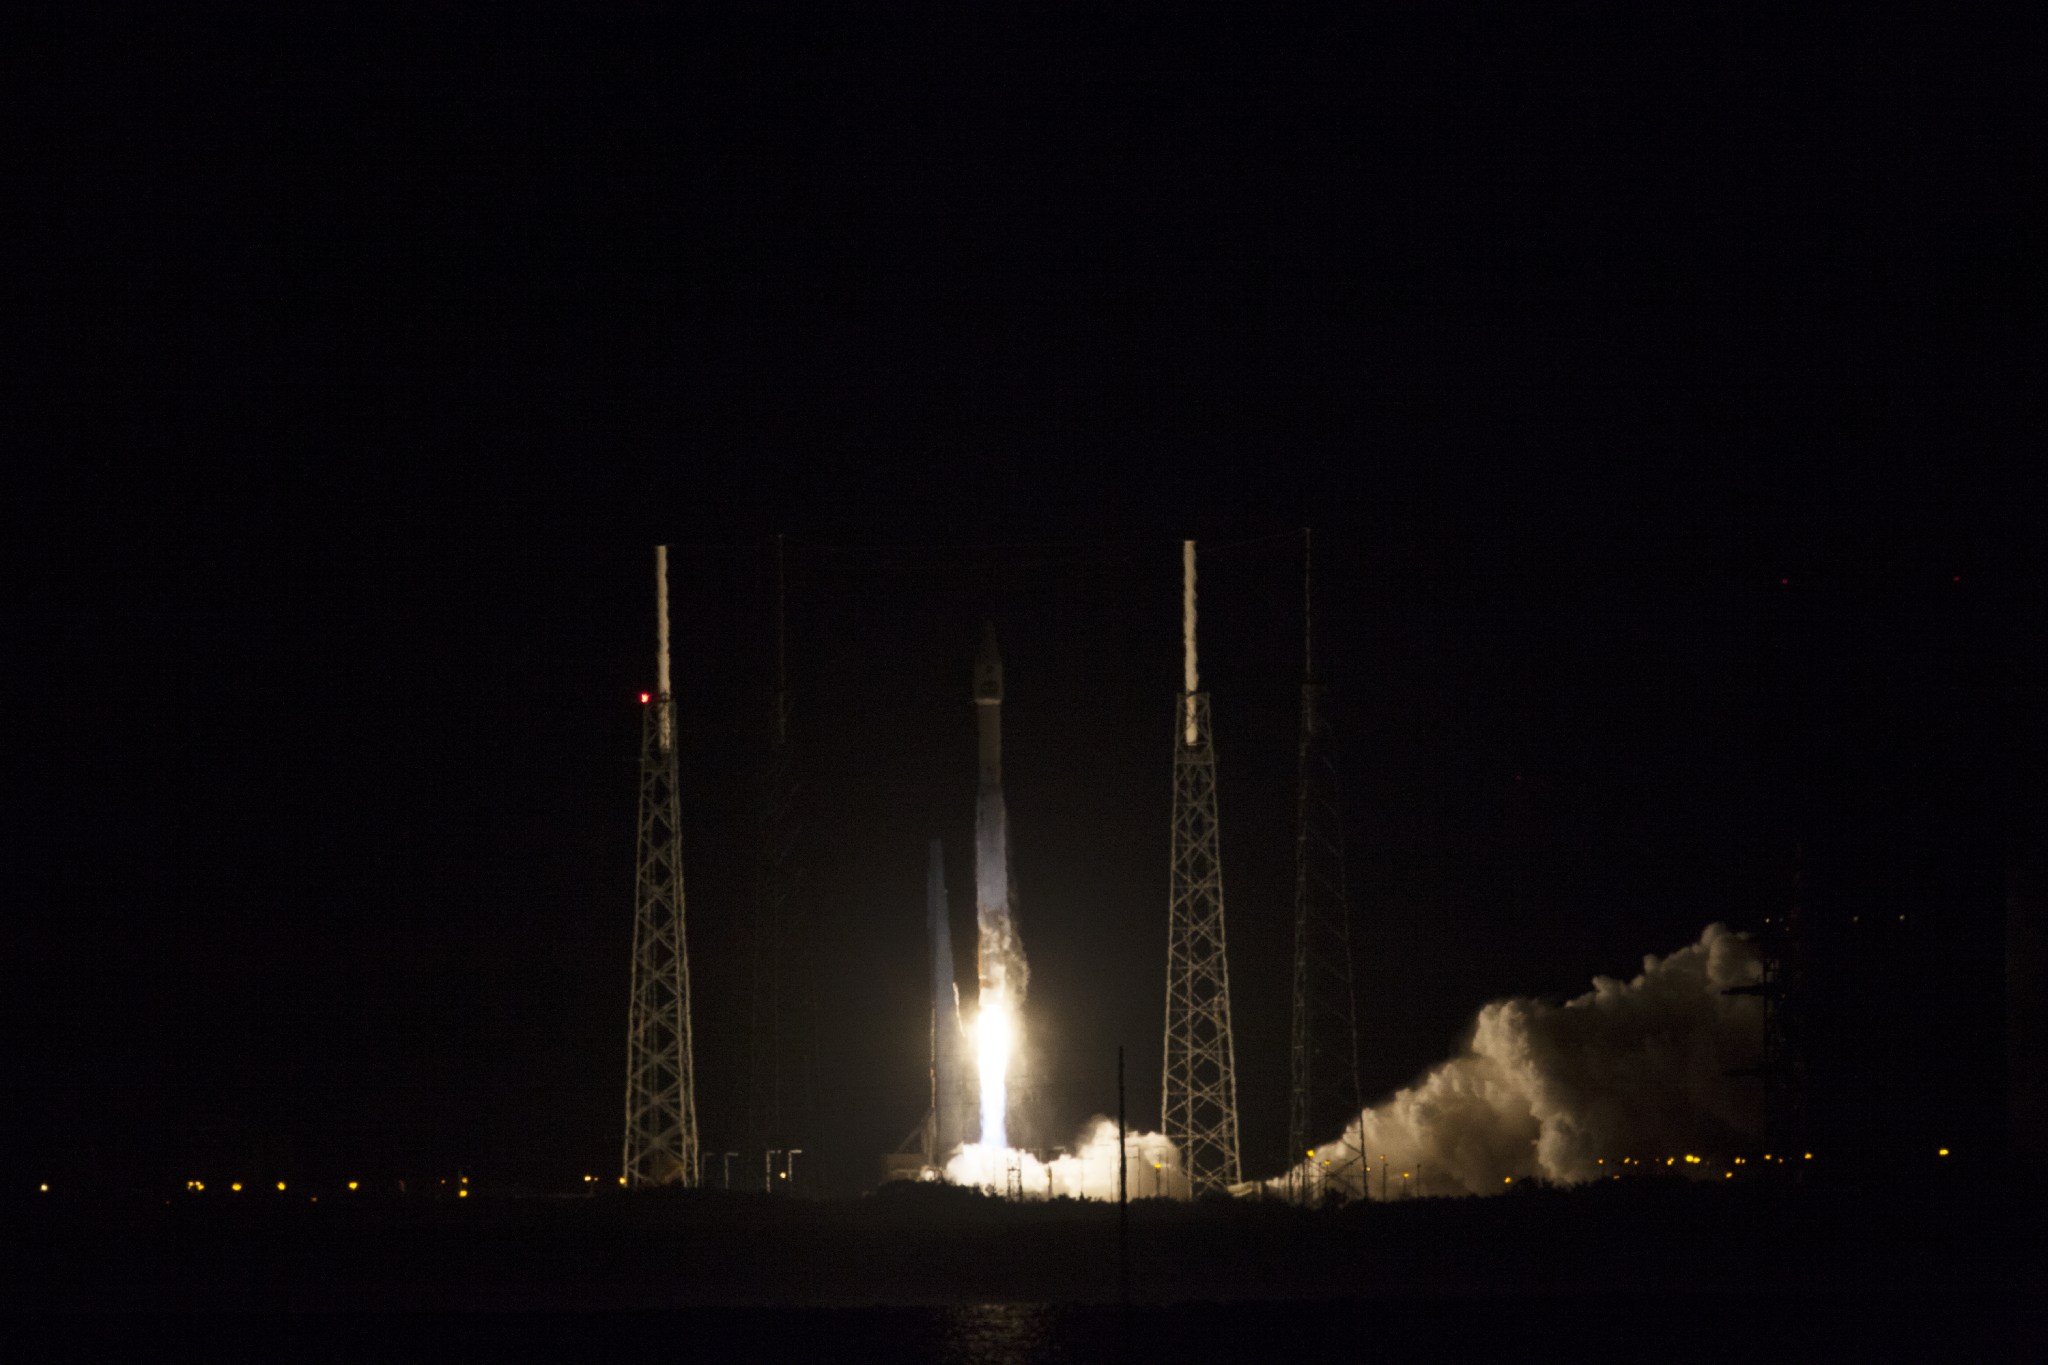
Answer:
top-left (928, 839), bottom-right (965, 1157)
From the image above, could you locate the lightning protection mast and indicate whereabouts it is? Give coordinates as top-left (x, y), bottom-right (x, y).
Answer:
top-left (622, 544), bottom-right (700, 1187)
top-left (1162, 539), bottom-right (1243, 1196)
top-left (1287, 528), bottom-right (1364, 1204)
top-left (748, 533), bottom-right (812, 1181)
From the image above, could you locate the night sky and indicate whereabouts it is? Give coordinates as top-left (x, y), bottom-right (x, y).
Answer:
top-left (10, 14), bottom-right (2035, 1196)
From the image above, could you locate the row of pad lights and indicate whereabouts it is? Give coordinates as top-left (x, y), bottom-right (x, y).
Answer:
top-left (170, 1176), bottom-right (463, 1198)
top-left (43, 1150), bottom-right (1960, 1198)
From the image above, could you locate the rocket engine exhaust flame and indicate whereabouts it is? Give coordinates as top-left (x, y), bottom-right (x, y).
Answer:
top-left (975, 996), bottom-right (1015, 1155)
top-left (1273, 923), bottom-right (1764, 1200)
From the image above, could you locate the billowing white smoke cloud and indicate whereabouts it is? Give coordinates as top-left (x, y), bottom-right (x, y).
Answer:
top-left (948, 1120), bottom-right (1186, 1200)
top-left (1279, 923), bottom-right (1764, 1199)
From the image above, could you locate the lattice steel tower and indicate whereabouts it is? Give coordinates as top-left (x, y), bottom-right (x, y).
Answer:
top-left (748, 534), bottom-right (812, 1165)
top-left (622, 544), bottom-right (700, 1187)
top-left (1162, 539), bottom-right (1243, 1195)
top-left (1729, 853), bottom-right (1810, 1162)
top-left (1287, 528), bottom-right (1364, 1203)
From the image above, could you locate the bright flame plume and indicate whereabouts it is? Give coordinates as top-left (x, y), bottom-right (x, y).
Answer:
top-left (976, 989), bottom-right (1016, 1152)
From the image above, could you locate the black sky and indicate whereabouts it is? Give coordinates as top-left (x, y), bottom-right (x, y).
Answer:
top-left (8, 13), bottom-right (2037, 1194)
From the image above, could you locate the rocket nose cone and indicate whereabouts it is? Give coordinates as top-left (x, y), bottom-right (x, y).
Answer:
top-left (974, 622), bottom-right (1003, 703)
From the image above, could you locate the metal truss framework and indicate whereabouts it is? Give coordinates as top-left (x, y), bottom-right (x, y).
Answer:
top-left (747, 535), bottom-right (813, 1163)
top-left (623, 695), bottom-right (700, 1187)
top-left (1730, 861), bottom-right (1810, 1160)
top-left (1162, 691), bottom-right (1243, 1196)
top-left (746, 728), bottom-right (809, 1151)
top-left (1288, 679), bottom-right (1365, 1203)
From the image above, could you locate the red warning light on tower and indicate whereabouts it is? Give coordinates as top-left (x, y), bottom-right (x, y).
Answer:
top-left (640, 692), bottom-right (651, 705)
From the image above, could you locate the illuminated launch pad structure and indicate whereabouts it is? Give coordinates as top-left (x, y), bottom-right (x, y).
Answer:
top-left (622, 545), bottom-right (701, 1187)
top-left (1162, 540), bottom-right (1244, 1196)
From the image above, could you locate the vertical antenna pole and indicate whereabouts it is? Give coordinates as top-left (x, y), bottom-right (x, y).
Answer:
top-left (772, 533), bottom-right (788, 750)
top-left (1302, 527), bottom-right (1314, 685)
top-left (655, 544), bottom-right (674, 753)
top-left (1182, 540), bottom-right (1199, 745)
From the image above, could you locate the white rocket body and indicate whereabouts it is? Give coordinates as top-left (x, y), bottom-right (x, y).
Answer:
top-left (973, 623), bottom-right (1019, 1152)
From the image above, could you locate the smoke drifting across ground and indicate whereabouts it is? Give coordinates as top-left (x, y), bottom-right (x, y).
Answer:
top-left (948, 1121), bottom-right (1185, 1200)
top-left (1281, 923), bottom-right (1764, 1199)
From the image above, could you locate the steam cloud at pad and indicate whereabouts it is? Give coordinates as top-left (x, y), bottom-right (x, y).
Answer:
top-left (1278, 923), bottom-right (1765, 1199)
top-left (949, 1120), bottom-right (1187, 1200)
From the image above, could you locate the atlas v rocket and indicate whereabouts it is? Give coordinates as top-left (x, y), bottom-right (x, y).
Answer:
top-left (928, 624), bottom-right (1015, 1159)
top-left (972, 622), bottom-right (1023, 1151)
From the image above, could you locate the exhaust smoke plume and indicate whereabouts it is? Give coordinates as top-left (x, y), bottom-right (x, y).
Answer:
top-left (949, 1120), bottom-right (1185, 1200)
top-left (1279, 923), bottom-right (1764, 1199)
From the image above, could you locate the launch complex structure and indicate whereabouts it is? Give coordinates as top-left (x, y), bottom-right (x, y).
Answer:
top-left (620, 536), bottom-right (1363, 1200)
